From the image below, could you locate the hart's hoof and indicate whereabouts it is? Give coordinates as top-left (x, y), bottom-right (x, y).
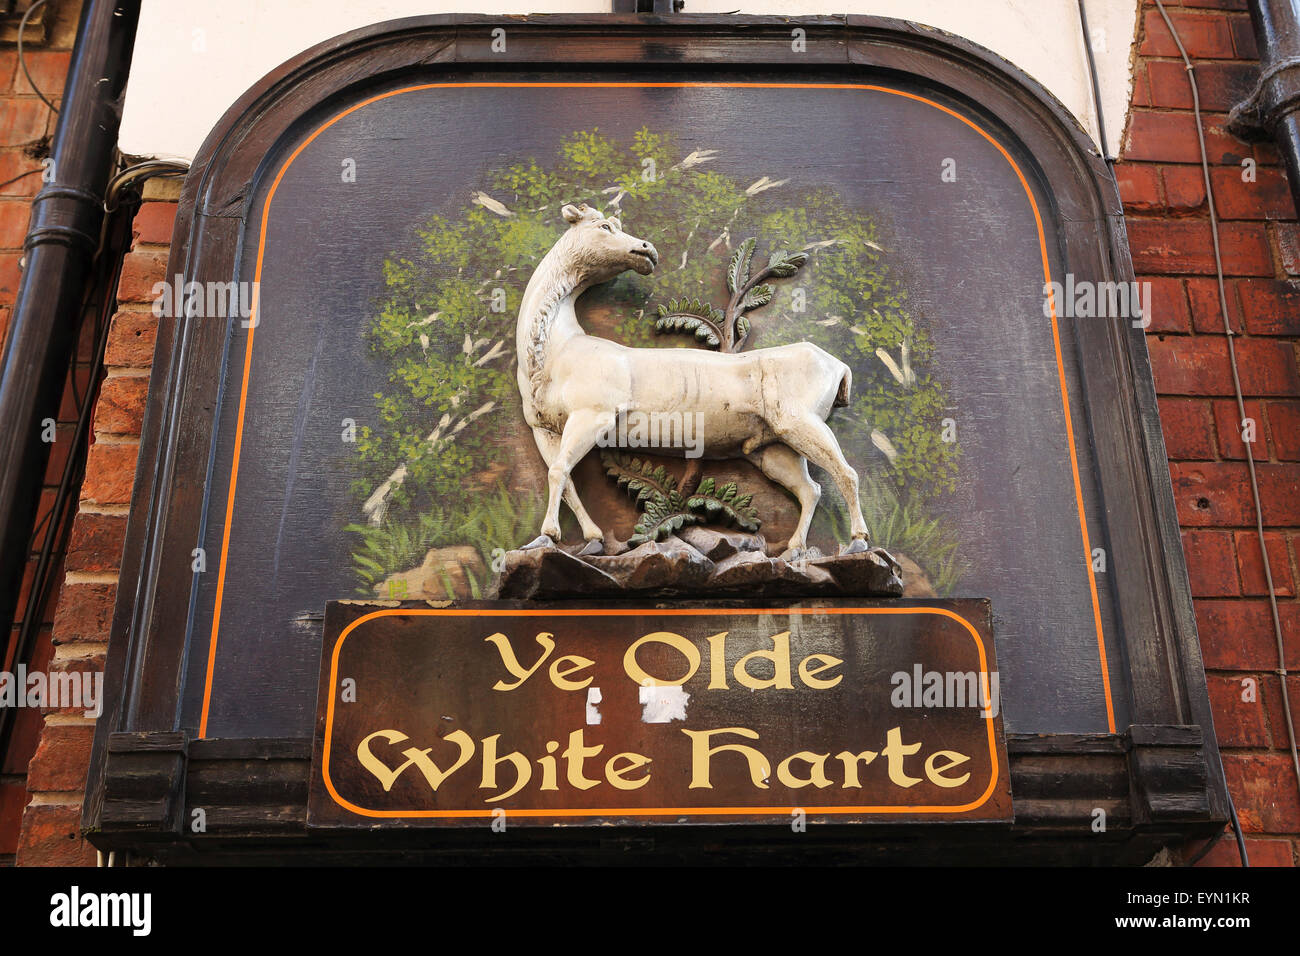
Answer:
top-left (578, 538), bottom-right (604, 557)
top-left (521, 534), bottom-right (555, 551)
top-left (780, 546), bottom-right (810, 563)
top-left (841, 537), bottom-right (870, 556)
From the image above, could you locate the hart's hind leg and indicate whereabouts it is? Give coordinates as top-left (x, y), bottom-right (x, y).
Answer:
top-left (747, 443), bottom-right (821, 559)
top-left (779, 416), bottom-right (870, 553)
top-left (525, 427), bottom-right (604, 554)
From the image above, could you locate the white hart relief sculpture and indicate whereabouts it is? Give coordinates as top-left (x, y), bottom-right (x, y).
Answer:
top-left (517, 202), bottom-right (873, 561)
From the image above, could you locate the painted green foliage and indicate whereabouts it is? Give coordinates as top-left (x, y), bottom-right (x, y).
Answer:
top-left (353, 126), bottom-right (963, 588)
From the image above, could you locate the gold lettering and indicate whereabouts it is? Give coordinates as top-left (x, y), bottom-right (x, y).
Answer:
top-left (733, 631), bottom-right (793, 690)
top-left (549, 654), bottom-right (595, 691)
top-left (924, 750), bottom-right (971, 788)
top-left (798, 653), bottom-right (843, 689)
top-left (537, 741), bottom-right (559, 790)
top-left (706, 631), bottom-right (728, 689)
top-left (777, 751), bottom-right (832, 789)
top-left (624, 631), bottom-right (700, 686)
top-left (882, 726), bottom-right (922, 788)
top-left (356, 728), bottom-right (474, 792)
top-left (683, 727), bottom-right (770, 789)
top-left (562, 729), bottom-right (603, 790)
top-left (835, 750), bottom-right (879, 788)
top-left (484, 631), bottom-right (554, 690)
top-left (480, 733), bottom-right (532, 802)
top-left (605, 752), bottom-right (652, 790)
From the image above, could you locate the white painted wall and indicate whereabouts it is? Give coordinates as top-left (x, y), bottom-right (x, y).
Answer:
top-left (119, 1), bottom-right (1138, 161)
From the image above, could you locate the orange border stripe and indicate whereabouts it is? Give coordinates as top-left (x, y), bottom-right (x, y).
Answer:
top-left (320, 606), bottom-right (1004, 819)
top-left (198, 82), bottom-right (1116, 738)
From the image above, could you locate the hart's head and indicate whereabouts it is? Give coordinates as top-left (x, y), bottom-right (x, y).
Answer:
top-left (559, 202), bottom-right (658, 282)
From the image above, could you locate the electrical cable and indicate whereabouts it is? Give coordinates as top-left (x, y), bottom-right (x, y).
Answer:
top-left (0, 167), bottom-right (43, 191)
top-left (17, 0), bottom-right (59, 116)
top-left (1155, 0), bottom-right (1300, 868)
top-left (1077, 0), bottom-right (1113, 161)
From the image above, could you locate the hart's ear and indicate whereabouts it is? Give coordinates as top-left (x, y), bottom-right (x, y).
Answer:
top-left (561, 203), bottom-right (584, 224)
top-left (607, 216), bottom-right (622, 231)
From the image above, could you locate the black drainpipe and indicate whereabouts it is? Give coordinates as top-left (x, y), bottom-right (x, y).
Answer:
top-left (1230, 0), bottom-right (1300, 210)
top-left (0, 1), bottom-right (141, 643)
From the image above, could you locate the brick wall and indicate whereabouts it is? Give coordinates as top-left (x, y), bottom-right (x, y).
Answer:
top-left (1118, 0), bottom-right (1300, 866)
top-left (0, 0), bottom-right (82, 867)
top-left (10, 181), bottom-right (175, 866)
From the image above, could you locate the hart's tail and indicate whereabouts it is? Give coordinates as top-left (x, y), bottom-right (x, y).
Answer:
top-left (834, 365), bottom-right (852, 408)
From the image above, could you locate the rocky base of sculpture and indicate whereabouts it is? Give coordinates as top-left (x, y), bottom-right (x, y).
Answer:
top-left (491, 526), bottom-right (904, 600)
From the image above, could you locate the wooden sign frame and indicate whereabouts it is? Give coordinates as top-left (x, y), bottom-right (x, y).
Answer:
top-left (83, 14), bottom-right (1227, 864)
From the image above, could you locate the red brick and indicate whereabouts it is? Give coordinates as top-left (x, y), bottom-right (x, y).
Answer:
top-left (1141, 9), bottom-right (1236, 59)
top-left (13, 555), bottom-right (63, 628)
top-left (1195, 837), bottom-right (1294, 867)
top-left (15, 802), bottom-right (96, 867)
top-left (1131, 64), bottom-right (1151, 109)
top-left (1183, 529), bottom-right (1240, 595)
top-left (1127, 220), bottom-right (1271, 276)
top-left (1159, 396), bottom-right (1216, 458)
top-left (1175, 0), bottom-right (1247, 10)
top-left (1161, 164), bottom-right (1207, 213)
top-left (94, 375), bottom-right (147, 436)
top-left (1206, 674), bottom-right (1270, 746)
top-left (1144, 60), bottom-right (1194, 112)
top-left (80, 442), bottom-right (139, 506)
top-left (131, 201), bottom-right (177, 246)
top-left (51, 582), bottom-right (117, 645)
top-left (1279, 222), bottom-right (1300, 277)
top-left (1269, 401), bottom-right (1300, 460)
top-left (1142, 276), bottom-right (1191, 332)
top-left (104, 310), bottom-right (157, 368)
top-left (1229, 13), bottom-right (1259, 59)
top-left (0, 149), bottom-right (43, 197)
top-left (1255, 140), bottom-right (1284, 168)
top-left (1212, 397), bottom-right (1266, 460)
top-left (44, 654), bottom-right (106, 717)
top-left (1235, 531), bottom-right (1295, 596)
top-left (65, 511), bottom-right (126, 574)
top-left (116, 249), bottom-right (169, 304)
top-left (0, 252), bottom-right (22, 301)
top-left (1260, 673), bottom-right (1297, 750)
top-left (1187, 276), bottom-right (1243, 333)
top-left (25, 723), bottom-right (94, 792)
top-left (1149, 335), bottom-right (1299, 395)
top-left (1170, 461), bottom-right (1256, 526)
top-left (0, 98), bottom-right (50, 145)
top-left (1117, 163), bottom-right (1161, 214)
top-left (0, 199), bottom-right (32, 249)
top-left (1210, 165), bottom-right (1296, 220)
top-left (0, 51), bottom-right (16, 92)
top-left (1125, 111), bottom-right (1251, 166)
top-left (1196, 599), bottom-right (1297, 671)
top-left (1149, 60), bottom-right (1258, 114)
top-left (56, 362), bottom-right (93, 421)
top-left (1284, 673), bottom-right (1300, 752)
top-left (41, 423), bottom-right (75, 484)
top-left (1223, 753), bottom-right (1300, 832)
top-left (2, 635), bottom-right (53, 775)
top-left (0, 783), bottom-right (28, 857)
top-left (1257, 464), bottom-right (1300, 524)
top-left (11, 50), bottom-right (72, 97)
top-left (1237, 279), bottom-right (1300, 336)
